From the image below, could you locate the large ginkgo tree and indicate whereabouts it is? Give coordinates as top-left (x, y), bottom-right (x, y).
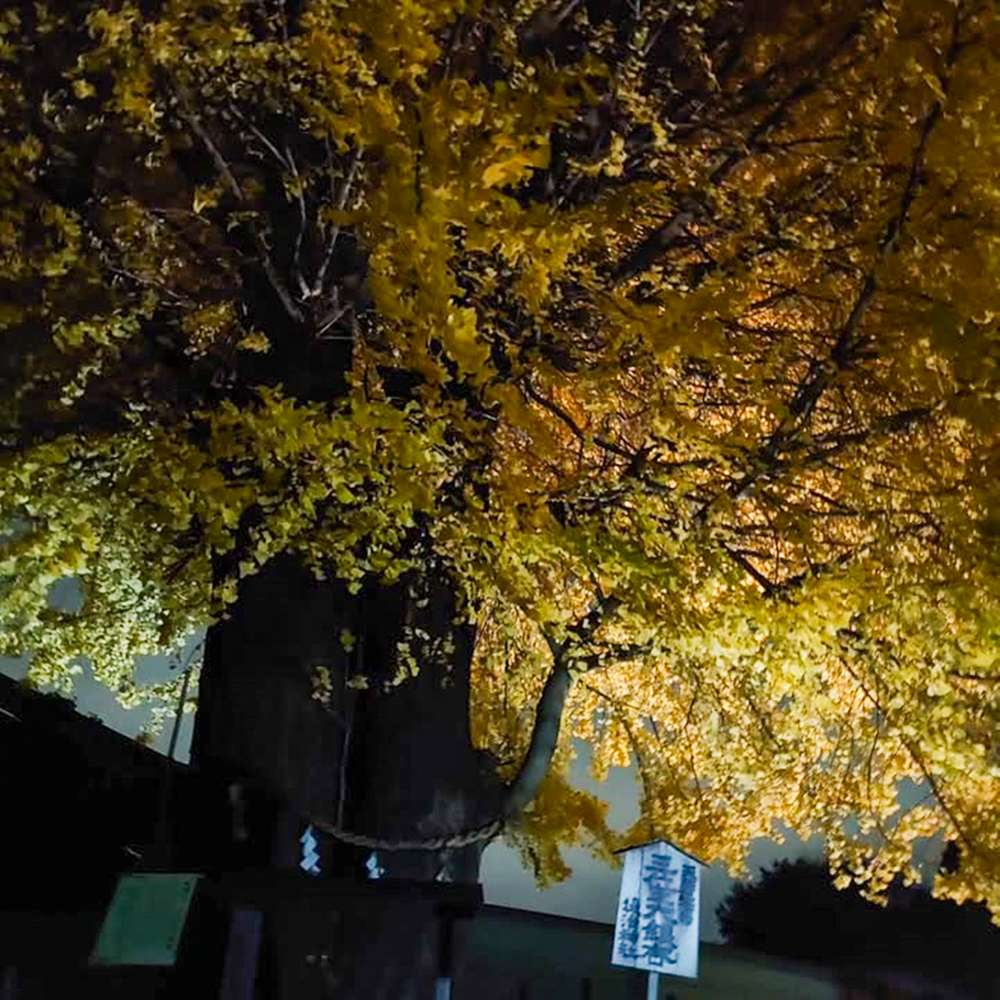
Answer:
top-left (2, 0), bottom-right (1000, 920)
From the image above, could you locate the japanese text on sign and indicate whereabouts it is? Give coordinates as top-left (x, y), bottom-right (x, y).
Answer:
top-left (611, 840), bottom-right (702, 979)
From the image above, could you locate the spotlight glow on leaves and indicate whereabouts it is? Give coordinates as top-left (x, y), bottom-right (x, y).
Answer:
top-left (2, 0), bottom-right (1000, 914)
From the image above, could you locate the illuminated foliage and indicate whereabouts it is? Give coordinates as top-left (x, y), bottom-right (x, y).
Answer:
top-left (2, 0), bottom-right (1000, 912)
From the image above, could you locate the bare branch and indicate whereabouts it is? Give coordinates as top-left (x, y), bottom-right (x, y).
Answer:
top-left (722, 544), bottom-right (779, 596)
top-left (175, 88), bottom-right (304, 323)
top-left (284, 144), bottom-right (311, 298)
top-left (227, 103), bottom-right (289, 170)
top-left (313, 148), bottom-right (362, 296)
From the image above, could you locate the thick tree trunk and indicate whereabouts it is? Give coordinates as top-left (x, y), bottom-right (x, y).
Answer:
top-left (186, 556), bottom-right (509, 997)
top-left (184, 548), bottom-right (593, 998)
top-left (189, 554), bottom-right (505, 883)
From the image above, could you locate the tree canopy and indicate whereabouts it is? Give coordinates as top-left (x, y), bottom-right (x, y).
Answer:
top-left (2, 0), bottom-right (1000, 911)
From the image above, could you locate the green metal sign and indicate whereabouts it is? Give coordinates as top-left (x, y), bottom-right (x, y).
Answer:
top-left (91, 873), bottom-right (200, 966)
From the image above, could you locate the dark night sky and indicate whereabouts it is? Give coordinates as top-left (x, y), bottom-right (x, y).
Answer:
top-left (0, 536), bottom-right (939, 938)
top-left (479, 742), bottom-right (824, 941)
top-left (5, 648), bottom-right (944, 940)
top-left (1, 649), bottom-right (831, 941)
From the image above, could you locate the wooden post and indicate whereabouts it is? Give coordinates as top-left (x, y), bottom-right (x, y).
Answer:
top-left (435, 910), bottom-right (455, 1000)
top-left (1, 966), bottom-right (17, 1000)
top-left (218, 909), bottom-right (263, 1000)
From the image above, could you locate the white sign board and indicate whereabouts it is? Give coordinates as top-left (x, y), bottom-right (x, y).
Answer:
top-left (611, 840), bottom-right (702, 979)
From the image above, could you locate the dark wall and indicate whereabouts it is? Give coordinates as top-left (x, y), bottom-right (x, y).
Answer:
top-left (0, 674), bottom-right (170, 910)
top-left (0, 674), bottom-right (484, 1000)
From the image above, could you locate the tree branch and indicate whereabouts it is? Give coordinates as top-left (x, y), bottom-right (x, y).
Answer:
top-left (722, 543), bottom-right (779, 596)
top-left (500, 592), bottom-right (623, 817)
top-left (284, 143), bottom-right (310, 298)
top-left (175, 90), bottom-right (305, 323)
top-left (612, 15), bottom-right (865, 282)
top-left (500, 654), bottom-right (573, 819)
top-left (313, 147), bottom-right (361, 297)
top-left (695, 15), bottom-right (961, 529)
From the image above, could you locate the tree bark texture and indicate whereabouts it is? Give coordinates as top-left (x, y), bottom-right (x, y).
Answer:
top-left (190, 554), bottom-right (506, 883)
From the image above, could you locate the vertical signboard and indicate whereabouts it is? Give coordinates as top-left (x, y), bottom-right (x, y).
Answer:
top-left (611, 840), bottom-right (702, 980)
